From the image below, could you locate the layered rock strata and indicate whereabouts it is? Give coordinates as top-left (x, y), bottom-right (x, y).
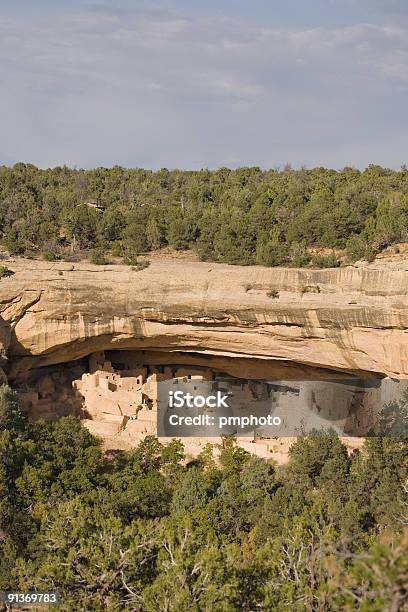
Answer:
top-left (1, 256), bottom-right (407, 461)
top-left (1, 256), bottom-right (408, 380)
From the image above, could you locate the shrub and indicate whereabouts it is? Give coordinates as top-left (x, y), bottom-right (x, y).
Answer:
top-left (60, 252), bottom-right (83, 263)
top-left (244, 283), bottom-right (253, 292)
top-left (131, 260), bottom-right (150, 272)
top-left (288, 242), bottom-right (311, 268)
top-left (365, 248), bottom-right (376, 262)
top-left (0, 266), bottom-right (14, 279)
top-left (90, 248), bottom-right (107, 265)
top-left (290, 253), bottom-right (311, 267)
top-left (266, 289), bottom-right (279, 299)
top-left (42, 251), bottom-right (58, 262)
top-left (256, 241), bottom-right (289, 267)
top-left (311, 253), bottom-right (340, 268)
top-left (345, 236), bottom-right (376, 263)
top-left (111, 241), bottom-right (123, 257)
top-left (124, 256), bottom-right (138, 266)
top-left (300, 285), bottom-right (321, 295)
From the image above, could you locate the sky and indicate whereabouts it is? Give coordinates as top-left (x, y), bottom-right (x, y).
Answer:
top-left (0, 0), bottom-right (407, 169)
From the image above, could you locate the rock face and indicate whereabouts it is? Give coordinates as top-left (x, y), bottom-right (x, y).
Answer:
top-left (1, 256), bottom-right (408, 380)
top-left (2, 255), bottom-right (407, 462)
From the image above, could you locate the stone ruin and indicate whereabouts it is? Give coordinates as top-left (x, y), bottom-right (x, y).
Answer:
top-left (17, 349), bottom-right (408, 462)
top-left (15, 350), bottom-right (294, 461)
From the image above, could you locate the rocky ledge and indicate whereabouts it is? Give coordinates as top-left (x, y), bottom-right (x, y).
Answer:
top-left (0, 256), bottom-right (407, 381)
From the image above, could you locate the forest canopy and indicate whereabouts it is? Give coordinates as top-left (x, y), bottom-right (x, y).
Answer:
top-left (1, 385), bottom-right (408, 610)
top-left (2, 163), bottom-right (408, 267)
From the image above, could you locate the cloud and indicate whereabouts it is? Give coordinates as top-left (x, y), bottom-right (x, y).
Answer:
top-left (332, 0), bottom-right (408, 15)
top-left (0, 2), bottom-right (407, 168)
top-left (328, 0), bottom-right (408, 29)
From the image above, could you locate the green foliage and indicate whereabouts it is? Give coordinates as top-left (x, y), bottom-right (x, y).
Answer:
top-left (369, 389), bottom-right (408, 437)
top-left (288, 436), bottom-right (348, 486)
top-left (256, 235), bottom-right (289, 267)
top-left (2, 164), bottom-right (408, 267)
top-left (289, 242), bottom-right (311, 267)
top-left (130, 259), bottom-right (150, 271)
top-left (0, 265), bottom-right (14, 279)
top-left (0, 384), bottom-right (27, 435)
top-left (61, 203), bottom-right (100, 249)
top-left (311, 253), bottom-right (340, 268)
top-left (90, 248), bottom-right (107, 265)
top-left (41, 251), bottom-right (58, 262)
top-left (1, 385), bottom-right (408, 609)
top-left (346, 235), bottom-right (376, 263)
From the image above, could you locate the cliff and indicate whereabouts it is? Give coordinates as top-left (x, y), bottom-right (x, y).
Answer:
top-left (1, 256), bottom-right (408, 381)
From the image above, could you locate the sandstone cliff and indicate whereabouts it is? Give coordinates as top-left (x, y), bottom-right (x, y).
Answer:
top-left (1, 256), bottom-right (408, 380)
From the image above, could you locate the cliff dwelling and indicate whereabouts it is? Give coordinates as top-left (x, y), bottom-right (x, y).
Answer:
top-left (11, 347), bottom-right (408, 462)
top-left (2, 257), bottom-right (408, 462)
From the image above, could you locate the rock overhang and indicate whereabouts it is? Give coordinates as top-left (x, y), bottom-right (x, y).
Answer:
top-left (1, 257), bottom-right (408, 381)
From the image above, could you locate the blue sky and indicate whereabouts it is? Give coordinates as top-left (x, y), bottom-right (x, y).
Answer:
top-left (1, 0), bottom-right (407, 169)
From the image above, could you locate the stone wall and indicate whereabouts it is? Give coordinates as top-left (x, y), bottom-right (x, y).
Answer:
top-left (14, 349), bottom-right (405, 462)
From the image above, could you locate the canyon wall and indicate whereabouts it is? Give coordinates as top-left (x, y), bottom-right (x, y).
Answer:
top-left (1, 256), bottom-right (408, 380)
top-left (1, 255), bottom-right (407, 461)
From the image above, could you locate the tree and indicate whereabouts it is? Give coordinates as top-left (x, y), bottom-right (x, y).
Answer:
top-left (288, 435), bottom-right (350, 490)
